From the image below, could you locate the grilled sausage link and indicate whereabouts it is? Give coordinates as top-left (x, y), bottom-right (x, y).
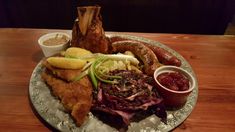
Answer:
top-left (142, 43), bottom-right (181, 66)
top-left (110, 36), bottom-right (181, 67)
top-left (112, 40), bottom-right (161, 76)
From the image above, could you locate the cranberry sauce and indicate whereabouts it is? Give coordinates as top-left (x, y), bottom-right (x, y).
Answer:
top-left (157, 71), bottom-right (189, 91)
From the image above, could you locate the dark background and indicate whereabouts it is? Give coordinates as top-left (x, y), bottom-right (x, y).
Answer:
top-left (0, 0), bottom-right (235, 34)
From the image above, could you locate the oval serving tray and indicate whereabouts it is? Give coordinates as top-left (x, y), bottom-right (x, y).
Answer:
top-left (29, 34), bottom-right (198, 132)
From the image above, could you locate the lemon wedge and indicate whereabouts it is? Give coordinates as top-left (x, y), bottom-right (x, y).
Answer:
top-left (65, 47), bottom-right (95, 62)
top-left (47, 57), bottom-right (87, 69)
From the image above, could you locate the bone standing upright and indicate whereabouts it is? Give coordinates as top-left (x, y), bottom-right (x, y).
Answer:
top-left (71, 6), bottom-right (111, 53)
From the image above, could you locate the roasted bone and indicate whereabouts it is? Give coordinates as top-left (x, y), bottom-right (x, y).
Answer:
top-left (71, 6), bottom-right (110, 53)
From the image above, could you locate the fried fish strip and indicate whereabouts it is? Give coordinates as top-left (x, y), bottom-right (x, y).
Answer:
top-left (41, 71), bottom-right (92, 126)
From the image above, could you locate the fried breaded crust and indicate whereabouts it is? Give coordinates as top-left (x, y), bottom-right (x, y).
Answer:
top-left (41, 71), bottom-right (92, 126)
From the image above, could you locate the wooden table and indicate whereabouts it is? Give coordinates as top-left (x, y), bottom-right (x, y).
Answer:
top-left (0, 28), bottom-right (235, 132)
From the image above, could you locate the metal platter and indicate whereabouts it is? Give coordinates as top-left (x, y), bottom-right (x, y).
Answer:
top-left (29, 34), bottom-right (198, 132)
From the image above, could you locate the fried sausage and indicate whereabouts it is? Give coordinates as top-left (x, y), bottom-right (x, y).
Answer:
top-left (142, 43), bottom-right (181, 66)
top-left (110, 36), bottom-right (181, 67)
top-left (112, 40), bottom-right (161, 76)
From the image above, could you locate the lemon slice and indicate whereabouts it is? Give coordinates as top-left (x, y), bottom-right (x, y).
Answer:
top-left (65, 47), bottom-right (95, 62)
top-left (65, 47), bottom-right (92, 57)
top-left (47, 57), bottom-right (87, 69)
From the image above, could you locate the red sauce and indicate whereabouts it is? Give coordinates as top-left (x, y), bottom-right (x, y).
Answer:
top-left (157, 71), bottom-right (189, 91)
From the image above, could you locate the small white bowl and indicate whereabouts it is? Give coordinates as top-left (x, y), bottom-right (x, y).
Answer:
top-left (38, 32), bottom-right (71, 57)
top-left (153, 66), bottom-right (196, 108)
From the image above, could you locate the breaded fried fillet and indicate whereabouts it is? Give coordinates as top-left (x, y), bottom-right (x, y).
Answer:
top-left (41, 71), bottom-right (92, 126)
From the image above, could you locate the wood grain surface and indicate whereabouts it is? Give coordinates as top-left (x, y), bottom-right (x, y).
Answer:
top-left (0, 28), bottom-right (235, 132)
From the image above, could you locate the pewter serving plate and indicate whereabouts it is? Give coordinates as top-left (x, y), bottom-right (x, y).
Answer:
top-left (29, 34), bottom-right (198, 132)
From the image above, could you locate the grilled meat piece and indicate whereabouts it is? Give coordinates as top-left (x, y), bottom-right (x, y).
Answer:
top-left (112, 41), bottom-right (161, 76)
top-left (41, 71), bottom-right (93, 126)
top-left (71, 6), bottom-right (110, 53)
top-left (110, 36), bottom-right (182, 67)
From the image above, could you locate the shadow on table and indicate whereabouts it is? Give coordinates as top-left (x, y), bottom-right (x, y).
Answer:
top-left (31, 50), bottom-right (44, 63)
